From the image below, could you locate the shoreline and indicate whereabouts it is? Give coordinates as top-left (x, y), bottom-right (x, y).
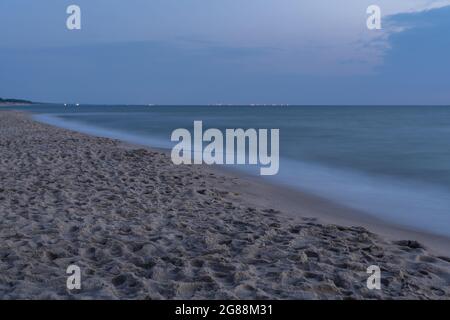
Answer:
top-left (31, 110), bottom-right (450, 252)
top-left (122, 145), bottom-right (450, 257)
top-left (1, 110), bottom-right (449, 299)
top-left (208, 165), bottom-right (450, 256)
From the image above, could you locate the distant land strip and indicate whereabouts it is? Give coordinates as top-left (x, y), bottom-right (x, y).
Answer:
top-left (0, 98), bottom-right (34, 106)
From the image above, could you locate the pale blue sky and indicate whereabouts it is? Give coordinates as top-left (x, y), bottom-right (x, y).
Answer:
top-left (1, 1), bottom-right (449, 104)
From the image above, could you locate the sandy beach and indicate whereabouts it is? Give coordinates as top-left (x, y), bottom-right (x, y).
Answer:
top-left (0, 110), bottom-right (449, 299)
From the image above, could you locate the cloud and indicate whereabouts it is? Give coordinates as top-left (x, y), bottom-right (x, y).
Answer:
top-left (347, 0), bottom-right (450, 74)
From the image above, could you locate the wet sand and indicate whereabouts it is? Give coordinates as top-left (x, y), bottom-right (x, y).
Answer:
top-left (0, 110), bottom-right (449, 299)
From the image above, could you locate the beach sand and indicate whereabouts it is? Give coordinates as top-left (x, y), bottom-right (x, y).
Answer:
top-left (0, 110), bottom-right (449, 299)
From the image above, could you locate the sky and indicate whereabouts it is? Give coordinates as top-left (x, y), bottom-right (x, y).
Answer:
top-left (0, 0), bottom-right (449, 105)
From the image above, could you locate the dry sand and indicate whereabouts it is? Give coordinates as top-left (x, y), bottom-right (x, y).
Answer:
top-left (0, 110), bottom-right (449, 299)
